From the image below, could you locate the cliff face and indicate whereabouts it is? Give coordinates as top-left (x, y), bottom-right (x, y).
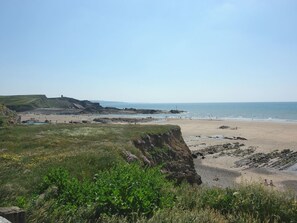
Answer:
top-left (134, 126), bottom-right (202, 185)
top-left (0, 104), bottom-right (21, 125)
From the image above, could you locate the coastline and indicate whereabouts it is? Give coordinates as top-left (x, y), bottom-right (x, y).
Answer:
top-left (19, 113), bottom-right (297, 192)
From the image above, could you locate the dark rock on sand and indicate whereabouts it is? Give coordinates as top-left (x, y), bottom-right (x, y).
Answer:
top-left (235, 149), bottom-right (297, 170)
top-left (192, 143), bottom-right (253, 158)
top-left (93, 117), bottom-right (155, 124)
top-left (219, 125), bottom-right (230, 129)
top-left (224, 136), bottom-right (247, 140)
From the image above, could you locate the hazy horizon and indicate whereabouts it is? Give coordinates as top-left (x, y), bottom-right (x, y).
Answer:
top-left (1, 94), bottom-right (297, 104)
top-left (1, 1), bottom-right (296, 103)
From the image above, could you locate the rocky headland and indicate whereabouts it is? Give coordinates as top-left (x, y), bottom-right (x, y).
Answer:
top-left (0, 95), bottom-right (184, 115)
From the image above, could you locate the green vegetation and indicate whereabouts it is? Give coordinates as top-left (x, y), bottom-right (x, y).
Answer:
top-left (1, 123), bottom-right (297, 222)
top-left (0, 123), bottom-right (174, 207)
top-left (29, 164), bottom-right (174, 222)
top-left (0, 94), bottom-right (100, 112)
top-left (29, 170), bottom-right (297, 222)
top-left (0, 95), bottom-right (49, 111)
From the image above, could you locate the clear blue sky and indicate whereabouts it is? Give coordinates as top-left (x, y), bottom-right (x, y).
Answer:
top-left (0, 0), bottom-right (296, 103)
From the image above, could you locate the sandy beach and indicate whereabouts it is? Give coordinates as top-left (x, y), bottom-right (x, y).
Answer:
top-left (161, 119), bottom-right (297, 192)
top-left (20, 113), bottom-right (297, 192)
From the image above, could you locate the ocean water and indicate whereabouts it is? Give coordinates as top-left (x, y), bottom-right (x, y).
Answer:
top-left (98, 101), bottom-right (297, 122)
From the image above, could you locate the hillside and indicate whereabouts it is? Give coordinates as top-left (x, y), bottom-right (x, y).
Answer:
top-left (0, 95), bottom-right (102, 112)
top-left (0, 95), bottom-right (183, 114)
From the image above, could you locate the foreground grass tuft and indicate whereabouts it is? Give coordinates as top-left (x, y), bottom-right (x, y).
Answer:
top-left (173, 183), bottom-right (297, 223)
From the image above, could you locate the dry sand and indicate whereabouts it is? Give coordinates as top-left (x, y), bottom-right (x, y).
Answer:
top-left (161, 119), bottom-right (297, 192)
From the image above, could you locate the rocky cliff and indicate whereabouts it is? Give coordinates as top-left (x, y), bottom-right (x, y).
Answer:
top-left (133, 126), bottom-right (202, 185)
top-left (0, 104), bottom-right (21, 125)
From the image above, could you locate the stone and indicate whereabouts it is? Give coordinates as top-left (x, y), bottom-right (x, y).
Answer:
top-left (219, 125), bottom-right (230, 129)
top-left (0, 207), bottom-right (25, 223)
top-left (123, 150), bottom-right (139, 163)
top-left (0, 216), bottom-right (11, 223)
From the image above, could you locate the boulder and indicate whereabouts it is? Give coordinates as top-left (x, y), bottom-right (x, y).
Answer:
top-left (0, 207), bottom-right (25, 223)
top-left (0, 216), bottom-right (11, 223)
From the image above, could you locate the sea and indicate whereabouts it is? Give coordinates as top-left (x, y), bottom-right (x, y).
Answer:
top-left (97, 101), bottom-right (297, 123)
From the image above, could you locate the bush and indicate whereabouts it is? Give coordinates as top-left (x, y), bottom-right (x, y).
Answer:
top-left (93, 164), bottom-right (175, 217)
top-left (31, 164), bottom-right (175, 222)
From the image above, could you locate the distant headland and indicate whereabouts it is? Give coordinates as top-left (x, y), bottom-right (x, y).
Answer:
top-left (0, 95), bottom-right (184, 115)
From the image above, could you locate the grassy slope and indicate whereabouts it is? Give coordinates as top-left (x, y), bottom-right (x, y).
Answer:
top-left (0, 123), bottom-right (173, 206)
top-left (0, 95), bottom-right (80, 111)
top-left (0, 95), bottom-right (50, 111)
top-left (0, 95), bottom-right (46, 105)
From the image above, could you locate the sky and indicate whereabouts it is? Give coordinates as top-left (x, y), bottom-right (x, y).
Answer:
top-left (0, 0), bottom-right (296, 103)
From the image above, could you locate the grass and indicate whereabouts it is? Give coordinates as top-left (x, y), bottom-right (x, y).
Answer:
top-left (0, 95), bottom-right (48, 111)
top-left (0, 123), bottom-right (174, 207)
top-left (0, 95), bottom-right (45, 106)
top-left (0, 95), bottom-right (84, 111)
top-left (1, 123), bottom-right (297, 222)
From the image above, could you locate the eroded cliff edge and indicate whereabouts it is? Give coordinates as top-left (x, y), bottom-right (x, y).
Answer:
top-left (133, 126), bottom-right (202, 185)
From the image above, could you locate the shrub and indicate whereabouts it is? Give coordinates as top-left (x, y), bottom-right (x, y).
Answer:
top-left (32, 164), bottom-right (175, 222)
top-left (92, 164), bottom-right (175, 217)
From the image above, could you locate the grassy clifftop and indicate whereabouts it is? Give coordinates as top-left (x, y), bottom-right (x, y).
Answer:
top-left (0, 124), bottom-right (178, 205)
top-left (0, 95), bottom-right (102, 112)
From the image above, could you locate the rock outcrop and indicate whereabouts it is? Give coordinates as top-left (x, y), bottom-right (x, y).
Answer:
top-left (0, 104), bottom-right (21, 125)
top-left (0, 206), bottom-right (25, 223)
top-left (133, 126), bottom-right (202, 185)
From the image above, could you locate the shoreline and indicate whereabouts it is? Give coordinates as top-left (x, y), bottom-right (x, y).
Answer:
top-left (161, 118), bottom-right (297, 192)
top-left (20, 110), bottom-right (297, 125)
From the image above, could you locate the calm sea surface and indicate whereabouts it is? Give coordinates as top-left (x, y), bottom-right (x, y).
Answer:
top-left (97, 102), bottom-right (297, 122)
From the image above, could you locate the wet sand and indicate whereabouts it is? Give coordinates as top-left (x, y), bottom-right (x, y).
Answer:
top-left (194, 159), bottom-right (240, 188)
